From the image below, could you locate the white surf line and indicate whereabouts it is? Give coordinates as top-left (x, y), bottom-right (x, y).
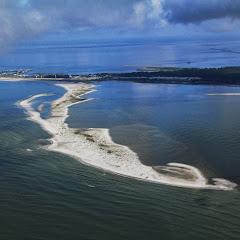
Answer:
top-left (19, 83), bottom-right (237, 190)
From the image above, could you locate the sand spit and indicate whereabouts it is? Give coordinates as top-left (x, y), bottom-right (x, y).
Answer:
top-left (19, 83), bottom-right (237, 190)
top-left (37, 104), bottom-right (44, 112)
top-left (0, 77), bottom-right (28, 82)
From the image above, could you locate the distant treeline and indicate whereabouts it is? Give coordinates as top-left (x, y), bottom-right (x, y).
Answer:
top-left (96, 67), bottom-right (240, 85)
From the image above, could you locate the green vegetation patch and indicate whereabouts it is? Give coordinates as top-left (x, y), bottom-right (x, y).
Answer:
top-left (74, 130), bottom-right (95, 142)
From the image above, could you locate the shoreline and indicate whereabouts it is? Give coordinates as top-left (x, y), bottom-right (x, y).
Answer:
top-left (18, 82), bottom-right (237, 190)
top-left (2, 65), bottom-right (240, 87)
top-left (2, 76), bottom-right (240, 88)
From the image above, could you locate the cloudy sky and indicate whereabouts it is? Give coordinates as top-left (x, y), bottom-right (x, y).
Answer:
top-left (0, 0), bottom-right (239, 47)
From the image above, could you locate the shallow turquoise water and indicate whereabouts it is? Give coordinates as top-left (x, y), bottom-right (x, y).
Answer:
top-left (1, 81), bottom-right (240, 240)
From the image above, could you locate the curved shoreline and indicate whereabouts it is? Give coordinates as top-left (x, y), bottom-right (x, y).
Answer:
top-left (19, 82), bottom-right (237, 190)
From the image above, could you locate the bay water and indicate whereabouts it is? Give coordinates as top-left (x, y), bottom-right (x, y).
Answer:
top-left (1, 39), bottom-right (240, 239)
top-left (0, 80), bottom-right (240, 240)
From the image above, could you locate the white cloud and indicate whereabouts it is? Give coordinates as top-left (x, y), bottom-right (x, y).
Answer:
top-left (131, 2), bottom-right (147, 26)
top-left (0, 0), bottom-right (240, 48)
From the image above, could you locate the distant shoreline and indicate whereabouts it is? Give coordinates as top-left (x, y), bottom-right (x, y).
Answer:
top-left (2, 66), bottom-right (240, 86)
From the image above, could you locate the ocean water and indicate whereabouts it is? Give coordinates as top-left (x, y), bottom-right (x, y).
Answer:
top-left (1, 39), bottom-right (240, 239)
top-left (0, 80), bottom-right (240, 240)
top-left (0, 39), bottom-right (240, 74)
top-left (67, 81), bottom-right (240, 185)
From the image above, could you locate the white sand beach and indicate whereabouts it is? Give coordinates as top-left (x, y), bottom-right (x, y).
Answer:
top-left (19, 82), bottom-right (237, 190)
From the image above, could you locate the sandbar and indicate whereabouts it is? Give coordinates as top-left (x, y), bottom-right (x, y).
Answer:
top-left (18, 82), bottom-right (237, 190)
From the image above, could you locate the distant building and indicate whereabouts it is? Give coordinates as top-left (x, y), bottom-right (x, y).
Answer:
top-left (33, 73), bottom-right (71, 79)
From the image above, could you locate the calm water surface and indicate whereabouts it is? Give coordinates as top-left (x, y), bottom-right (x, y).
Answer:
top-left (0, 80), bottom-right (240, 240)
top-left (1, 39), bottom-right (240, 239)
top-left (0, 39), bottom-right (240, 74)
top-left (68, 81), bottom-right (240, 184)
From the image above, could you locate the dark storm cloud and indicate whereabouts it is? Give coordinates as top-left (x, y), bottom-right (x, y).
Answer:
top-left (163, 0), bottom-right (240, 23)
